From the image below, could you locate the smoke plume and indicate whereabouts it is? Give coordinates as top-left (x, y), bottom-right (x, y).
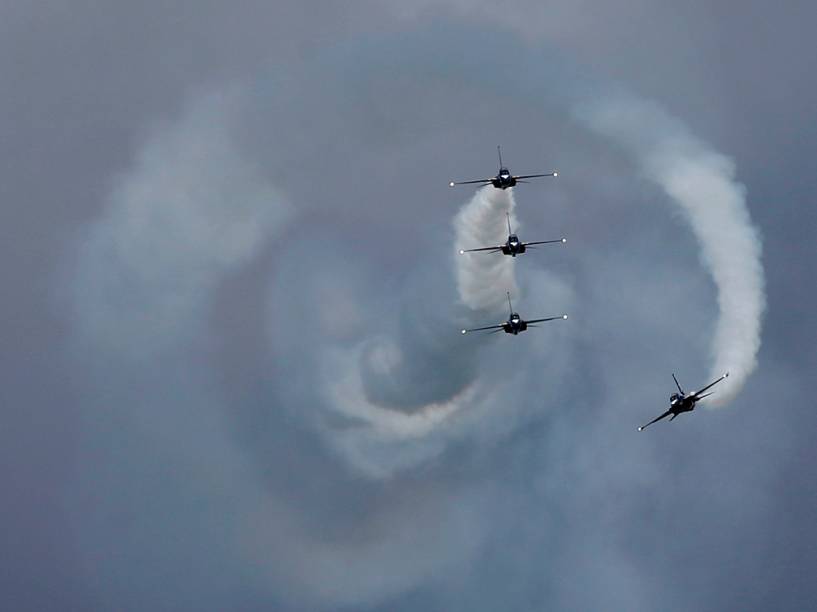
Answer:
top-left (282, 185), bottom-right (526, 478)
top-left (66, 93), bottom-right (502, 608)
top-left (454, 186), bottom-right (519, 311)
top-left (574, 93), bottom-right (765, 405)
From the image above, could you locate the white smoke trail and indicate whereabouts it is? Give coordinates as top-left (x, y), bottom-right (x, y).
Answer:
top-left (305, 184), bottom-right (575, 477)
top-left (70, 91), bottom-right (291, 360)
top-left (454, 187), bottom-right (519, 312)
top-left (575, 93), bottom-right (765, 405)
top-left (67, 92), bottom-right (495, 608)
top-left (299, 186), bottom-right (526, 478)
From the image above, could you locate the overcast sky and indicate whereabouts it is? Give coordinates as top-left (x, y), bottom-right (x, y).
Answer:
top-left (2, 2), bottom-right (816, 611)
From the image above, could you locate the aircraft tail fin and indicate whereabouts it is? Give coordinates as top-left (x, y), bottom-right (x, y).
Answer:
top-left (507, 291), bottom-right (513, 316)
top-left (506, 212), bottom-right (513, 236)
top-left (672, 373), bottom-right (685, 394)
top-left (497, 145), bottom-right (503, 169)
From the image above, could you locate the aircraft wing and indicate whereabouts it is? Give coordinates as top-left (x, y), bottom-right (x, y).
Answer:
top-left (638, 410), bottom-right (673, 431)
top-left (449, 178), bottom-right (492, 187)
top-left (460, 245), bottom-right (504, 254)
top-left (513, 172), bottom-right (557, 180)
top-left (692, 372), bottom-right (729, 398)
top-left (526, 315), bottom-right (568, 324)
top-left (461, 324), bottom-right (504, 334)
top-left (523, 238), bottom-right (566, 247)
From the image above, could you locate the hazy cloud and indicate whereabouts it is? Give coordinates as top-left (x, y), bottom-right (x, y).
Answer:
top-left (2, 3), bottom-right (814, 611)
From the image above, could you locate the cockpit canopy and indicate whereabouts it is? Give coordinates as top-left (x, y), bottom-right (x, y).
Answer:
top-left (670, 393), bottom-right (681, 402)
top-left (499, 168), bottom-right (510, 177)
top-left (510, 313), bottom-right (520, 321)
top-left (509, 234), bottom-right (519, 243)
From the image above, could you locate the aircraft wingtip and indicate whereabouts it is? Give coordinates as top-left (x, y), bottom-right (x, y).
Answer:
top-left (449, 181), bottom-right (455, 187)
top-left (638, 427), bottom-right (643, 432)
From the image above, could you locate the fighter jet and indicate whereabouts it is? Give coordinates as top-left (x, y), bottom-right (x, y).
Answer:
top-left (449, 146), bottom-right (557, 190)
top-left (461, 292), bottom-right (567, 336)
top-left (459, 212), bottom-right (566, 257)
top-left (638, 372), bottom-right (730, 431)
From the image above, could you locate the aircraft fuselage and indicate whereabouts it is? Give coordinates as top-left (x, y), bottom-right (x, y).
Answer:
top-left (501, 235), bottom-right (525, 256)
top-left (491, 169), bottom-right (516, 189)
top-left (503, 315), bottom-right (527, 335)
top-left (669, 393), bottom-right (697, 417)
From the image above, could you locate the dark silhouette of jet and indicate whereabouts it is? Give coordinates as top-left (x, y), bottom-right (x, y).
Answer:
top-left (460, 212), bottom-right (565, 257)
top-left (638, 372), bottom-right (729, 431)
top-left (462, 292), bottom-right (567, 336)
top-left (460, 213), bottom-right (567, 257)
top-left (449, 146), bottom-right (557, 190)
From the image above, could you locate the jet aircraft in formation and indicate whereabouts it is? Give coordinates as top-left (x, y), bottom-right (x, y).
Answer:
top-left (460, 212), bottom-right (566, 257)
top-left (637, 372), bottom-right (730, 431)
top-left (449, 145), bottom-right (557, 190)
top-left (450, 146), bottom-right (732, 429)
top-left (462, 292), bottom-right (567, 336)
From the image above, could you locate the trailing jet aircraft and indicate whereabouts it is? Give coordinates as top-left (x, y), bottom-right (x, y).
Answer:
top-left (638, 372), bottom-right (730, 431)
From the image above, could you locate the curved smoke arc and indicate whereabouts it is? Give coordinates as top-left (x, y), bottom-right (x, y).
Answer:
top-left (573, 92), bottom-right (765, 405)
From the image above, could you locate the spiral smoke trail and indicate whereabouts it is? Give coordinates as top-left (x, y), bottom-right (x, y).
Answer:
top-left (313, 185), bottom-right (524, 477)
top-left (574, 93), bottom-right (765, 405)
top-left (62, 28), bottom-right (767, 611)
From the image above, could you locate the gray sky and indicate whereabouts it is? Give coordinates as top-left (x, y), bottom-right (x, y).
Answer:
top-left (2, 2), bottom-right (816, 610)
